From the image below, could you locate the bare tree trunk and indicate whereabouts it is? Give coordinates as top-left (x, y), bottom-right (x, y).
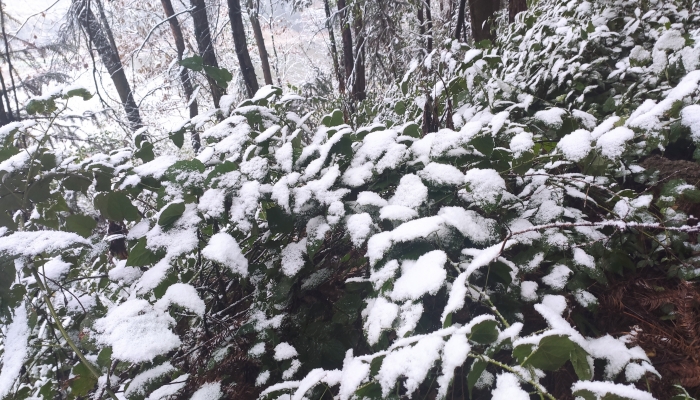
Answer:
top-left (73, 0), bottom-right (142, 131)
top-left (0, 4), bottom-right (18, 122)
top-left (94, 0), bottom-right (118, 54)
top-left (425, 0), bottom-right (433, 52)
top-left (337, 0), bottom-right (354, 93)
top-left (190, 0), bottom-right (224, 107)
top-left (352, 2), bottom-right (366, 102)
top-left (468, 0), bottom-right (500, 42)
top-left (227, 0), bottom-right (260, 98)
top-left (454, 0), bottom-right (467, 40)
top-left (509, 0), bottom-right (527, 23)
top-left (324, 0), bottom-right (345, 94)
top-left (247, 0), bottom-right (273, 86)
top-left (161, 0), bottom-right (200, 150)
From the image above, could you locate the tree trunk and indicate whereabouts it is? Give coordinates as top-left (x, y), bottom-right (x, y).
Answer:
top-left (247, 0), bottom-right (273, 86)
top-left (352, 2), bottom-right (366, 102)
top-left (425, 0), bottom-right (433, 52)
top-left (468, 0), bottom-right (500, 43)
top-left (324, 0), bottom-right (345, 94)
top-left (509, 0), bottom-right (527, 23)
top-left (227, 0), bottom-right (260, 98)
top-left (161, 0), bottom-right (198, 119)
top-left (190, 0), bottom-right (224, 107)
top-left (74, 0), bottom-right (142, 131)
top-left (454, 0), bottom-right (467, 40)
top-left (161, 0), bottom-right (200, 151)
top-left (337, 0), bottom-right (354, 92)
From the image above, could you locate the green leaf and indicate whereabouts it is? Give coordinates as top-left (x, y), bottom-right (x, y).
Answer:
top-left (70, 363), bottom-right (97, 396)
top-left (27, 177), bottom-right (52, 203)
top-left (469, 319), bottom-right (498, 344)
top-left (134, 141), bottom-right (155, 162)
top-left (170, 130), bottom-right (185, 149)
top-left (443, 312), bottom-right (453, 328)
top-left (203, 65), bottom-right (233, 88)
top-left (523, 335), bottom-right (574, 371)
top-left (322, 109), bottom-right (344, 127)
top-left (355, 382), bottom-right (382, 399)
top-left (570, 343), bottom-right (592, 380)
top-left (63, 88), bottom-right (93, 101)
top-left (179, 55), bottom-right (203, 72)
top-left (266, 206), bottom-right (294, 235)
top-left (394, 101), bottom-right (406, 115)
top-left (403, 123), bottom-right (421, 138)
top-left (126, 237), bottom-right (164, 267)
top-left (97, 347), bottom-right (112, 369)
top-left (63, 174), bottom-right (91, 193)
top-left (158, 201), bottom-right (186, 228)
top-left (467, 359), bottom-right (487, 399)
top-left (470, 135), bottom-right (494, 156)
top-left (512, 343), bottom-right (534, 364)
top-left (65, 214), bottom-right (97, 238)
top-left (94, 192), bottom-right (140, 222)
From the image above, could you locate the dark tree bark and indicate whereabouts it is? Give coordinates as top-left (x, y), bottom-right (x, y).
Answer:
top-left (351, 2), bottom-right (366, 102)
top-left (247, 0), bottom-right (273, 86)
top-left (324, 0), bottom-right (345, 93)
top-left (337, 0), bottom-right (354, 92)
top-left (227, 0), bottom-right (260, 98)
top-left (161, 0), bottom-right (200, 151)
top-left (73, 0), bottom-right (142, 131)
top-left (161, 0), bottom-right (198, 119)
top-left (454, 0), bottom-right (467, 40)
top-left (468, 0), bottom-right (500, 42)
top-left (425, 0), bottom-right (433, 52)
top-left (190, 0), bottom-right (224, 107)
top-left (509, 0), bottom-right (527, 23)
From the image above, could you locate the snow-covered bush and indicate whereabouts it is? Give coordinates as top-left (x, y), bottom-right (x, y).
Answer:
top-left (1, 0), bottom-right (700, 399)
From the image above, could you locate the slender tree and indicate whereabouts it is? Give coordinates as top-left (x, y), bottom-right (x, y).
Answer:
top-left (73, 0), bottom-right (142, 131)
top-left (351, 1), bottom-right (366, 102)
top-left (468, 0), bottom-right (500, 42)
top-left (161, 0), bottom-right (200, 150)
top-left (454, 0), bottom-right (467, 40)
top-left (190, 0), bottom-right (224, 107)
top-left (509, 0), bottom-right (527, 23)
top-left (246, 0), bottom-right (273, 86)
top-left (324, 0), bottom-right (345, 94)
top-left (227, 0), bottom-right (259, 98)
top-left (337, 0), bottom-right (354, 94)
top-left (425, 0), bottom-right (433, 52)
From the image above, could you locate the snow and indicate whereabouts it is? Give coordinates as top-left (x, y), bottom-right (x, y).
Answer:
top-left (591, 116), bottom-right (620, 139)
top-left (573, 248), bottom-right (595, 269)
top-left (655, 29), bottom-right (685, 51)
top-left (145, 374), bottom-right (188, 400)
top-left (154, 283), bottom-right (206, 316)
top-left (190, 382), bottom-right (222, 400)
top-left (389, 174), bottom-right (427, 209)
top-left (437, 334), bottom-right (471, 398)
top-left (356, 191), bottom-right (388, 207)
top-left (201, 232), bottom-right (249, 277)
top-left (418, 162), bottom-right (465, 186)
top-left (534, 107), bottom-right (567, 128)
top-left (571, 381), bottom-right (655, 400)
top-left (198, 188), bottom-right (226, 218)
top-left (541, 264), bottom-right (572, 290)
top-left (363, 297), bottom-right (399, 345)
top-left (125, 363), bottom-right (176, 397)
top-left (249, 343), bottom-right (266, 357)
top-left (464, 168), bottom-right (506, 206)
top-left (0, 231), bottom-right (89, 257)
top-left (255, 371), bottom-right (270, 387)
top-left (377, 335), bottom-right (444, 397)
top-left (41, 257), bottom-right (71, 286)
top-left (509, 131), bottom-right (534, 157)
top-left (557, 129), bottom-right (592, 161)
top-left (94, 298), bottom-right (181, 363)
top-left (491, 373), bottom-right (530, 400)
top-left (108, 260), bottom-right (143, 284)
top-left (282, 359), bottom-right (302, 379)
top-left (379, 205), bottom-right (418, 221)
top-left (391, 251), bottom-right (447, 301)
top-left (596, 127), bottom-right (634, 159)
top-left (281, 239), bottom-right (308, 277)
top-left (0, 304), bottom-right (29, 399)
top-left (0, 145), bottom-right (35, 173)
top-left (520, 281), bottom-right (539, 301)
top-left (274, 342), bottom-right (298, 361)
top-left (346, 213), bottom-right (373, 247)
top-left (339, 351), bottom-right (370, 400)
top-left (438, 207), bottom-right (496, 244)
top-left (681, 104), bottom-right (700, 142)
top-left (133, 155), bottom-right (178, 178)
